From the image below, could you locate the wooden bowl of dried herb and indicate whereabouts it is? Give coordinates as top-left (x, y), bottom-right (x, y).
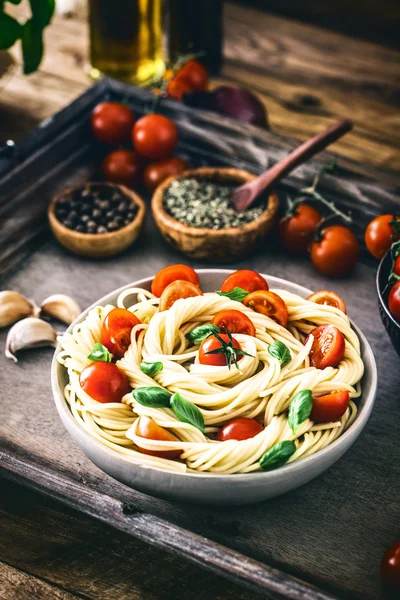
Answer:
top-left (151, 167), bottom-right (279, 262)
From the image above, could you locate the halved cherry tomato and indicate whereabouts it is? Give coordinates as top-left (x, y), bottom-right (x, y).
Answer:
top-left (365, 214), bottom-right (399, 260)
top-left (243, 291), bottom-right (288, 327)
top-left (136, 416), bottom-right (181, 459)
top-left (159, 280), bottom-right (203, 311)
top-left (102, 149), bottom-right (142, 187)
top-left (91, 102), bottom-right (135, 145)
top-left (211, 310), bottom-right (255, 336)
top-left (279, 204), bottom-right (321, 254)
top-left (305, 324), bottom-right (345, 369)
top-left (307, 290), bottom-right (346, 314)
top-left (394, 256), bottom-right (400, 277)
top-left (217, 417), bottom-right (263, 441)
top-left (151, 264), bottom-right (199, 297)
top-left (310, 225), bottom-right (359, 278)
top-left (143, 157), bottom-right (188, 192)
top-left (79, 361), bottom-right (130, 403)
top-left (381, 541), bottom-right (400, 593)
top-left (220, 269), bottom-right (268, 293)
top-left (175, 59), bottom-right (209, 92)
top-left (101, 308), bottom-right (142, 358)
top-left (310, 391), bottom-right (350, 423)
top-left (199, 333), bottom-right (243, 367)
top-left (389, 280), bottom-right (400, 321)
top-left (132, 114), bottom-right (178, 160)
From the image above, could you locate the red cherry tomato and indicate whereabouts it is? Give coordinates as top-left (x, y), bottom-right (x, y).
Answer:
top-left (381, 541), bottom-right (400, 593)
top-left (102, 150), bottom-right (142, 187)
top-left (175, 59), bottom-right (209, 92)
top-left (305, 324), bottom-right (345, 369)
top-left (136, 416), bottom-right (181, 459)
top-left (151, 264), bottom-right (199, 297)
top-left (101, 308), bottom-right (142, 359)
top-left (243, 291), bottom-right (288, 327)
top-left (389, 280), bottom-right (400, 321)
top-left (91, 102), bottom-right (135, 145)
top-left (365, 214), bottom-right (399, 260)
top-left (310, 225), bottom-right (360, 278)
top-left (132, 114), bottom-right (178, 160)
top-left (143, 157), bottom-right (188, 192)
top-left (217, 417), bottom-right (263, 441)
top-left (211, 309), bottom-right (256, 336)
top-left (311, 391), bottom-right (350, 423)
top-left (221, 270), bottom-right (268, 293)
top-left (79, 361), bottom-right (130, 403)
top-left (279, 204), bottom-right (321, 254)
top-left (307, 290), bottom-right (346, 314)
top-left (394, 256), bottom-right (400, 277)
top-left (166, 77), bottom-right (193, 101)
top-left (159, 280), bottom-right (203, 311)
top-left (199, 333), bottom-right (243, 367)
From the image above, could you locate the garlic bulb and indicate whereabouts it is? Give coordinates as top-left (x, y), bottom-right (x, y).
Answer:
top-left (0, 290), bottom-right (39, 328)
top-left (40, 294), bottom-right (81, 325)
top-left (5, 317), bottom-right (57, 363)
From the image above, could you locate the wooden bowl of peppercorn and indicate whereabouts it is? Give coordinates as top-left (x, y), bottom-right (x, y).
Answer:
top-left (48, 182), bottom-right (146, 258)
top-left (151, 167), bottom-right (279, 262)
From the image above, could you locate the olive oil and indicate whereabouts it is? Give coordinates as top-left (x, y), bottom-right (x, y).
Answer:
top-left (89, 0), bottom-right (164, 86)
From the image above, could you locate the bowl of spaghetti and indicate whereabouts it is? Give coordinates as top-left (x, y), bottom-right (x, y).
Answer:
top-left (51, 268), bottom-right (377, 505)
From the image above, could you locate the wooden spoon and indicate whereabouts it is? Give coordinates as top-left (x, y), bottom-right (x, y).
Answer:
top-left (232, 119), bottom-right (353, 212)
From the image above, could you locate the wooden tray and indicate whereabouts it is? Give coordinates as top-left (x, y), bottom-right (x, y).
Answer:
top-left (1, 79), bottom-right (400, 600)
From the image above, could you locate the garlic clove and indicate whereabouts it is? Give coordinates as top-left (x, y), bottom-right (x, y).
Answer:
top-left (0, 290), bottom-right (39, 328)
top-left (40, 294), bottom-right (81, 325)
top-left (5, 317), bottom-right (58, 363)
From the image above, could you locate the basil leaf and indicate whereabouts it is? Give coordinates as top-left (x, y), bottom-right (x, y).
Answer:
top-left (133, 386), bottom-right (171, 408)
top-left (0, 14), bottom-right (22, 50)
top-left (268, 341), bottom-right (291, 366)
top-left (140, 361), bottom-right (163, 376)
top-left (170, 393), bottom-right (205, 433)
top-left (21, 19), bottom-right (44, 74)
top-left (30, 0), bottom-right (55, 29)
top-left (259, 440), bottom-right (296, 470)
top-left (186, 324), bottom-right (220, 344)
top-left (87, 343), bottom-right (111, 362)
top-left (288, 389), bottom-right (313, 434)
top-left (216, 287), bottom-right (248, 303)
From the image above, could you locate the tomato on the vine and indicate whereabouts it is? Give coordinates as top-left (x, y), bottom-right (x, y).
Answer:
top-left (310, 225), bottom-right (359, 277)
top-left (217, 417), bottom-right (263, 441)
top-left (394, 256), bottom-right (400, 277)
top-left (220, 269), bottom-right (268, 293)
top-left (305, 324), bottom-right (345, 369)
top-left (381, 541), bottom-right (400, 593)
top-left (176, 60), bottom-right (209, 92)
top-left (159, 280), bottom-right (203, 311)
top-left (279, 204), bottom-right (321, 254)
top-left (91, 102), bottom-right (135, 145)
top-left (102, 150), bottom-right (142, 186)
top-left (132, 114), bottom-right (178, 160)
top-left (211, 310), bottom-right (256, 336)
top-left (136, 416), bottom-right (181, 459)
top-left (311, 390), bottom-right (349, 423)
top-left (101, 308), bottom-right (142, 358)
top-left (365, 214), bottom-right (400, 260)
top-left (307, 290), bottom-right (346, 314)
top-left (79, 361), bottom-right (130, 403)
top-left (143, 157), bottom-right (188, 192)
top-left (243, 291), bottom-right (288, 327)
top-left (166, 77), bottom-right (193, 101)
top-left (151, 264), bottom-right (199, 297)
top-left (199, 333), bottom-right (243, 367)
top-left (389, 281), bottom-right (400, 321)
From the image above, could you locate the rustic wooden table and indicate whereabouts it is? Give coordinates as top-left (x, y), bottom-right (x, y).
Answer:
top-left (1, 4), bottom-right (399, 599)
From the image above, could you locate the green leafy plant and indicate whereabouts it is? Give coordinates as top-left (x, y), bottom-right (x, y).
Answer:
top-left (0, 0), bottom-right (55, 74)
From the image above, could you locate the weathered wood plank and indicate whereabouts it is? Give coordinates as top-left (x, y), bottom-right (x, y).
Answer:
top-left (0, 561), bottom-right (79, 600)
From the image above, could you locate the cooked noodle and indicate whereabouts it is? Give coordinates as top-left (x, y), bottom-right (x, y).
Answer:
top-left (57, 287), bottom-right (363, 475)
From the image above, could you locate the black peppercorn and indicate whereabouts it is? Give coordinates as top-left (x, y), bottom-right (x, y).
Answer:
top-left (92, 208), bottom-right (102, 220)
top-left (75, 224), bottom-right (85, 233)
top-left (87, 223), bottom-right (97, 234)
top-left (81, 214), bottom-right (90, 224)
top-left (107, 221), bottom-right (119, 231)
top-left (97, 225), bottom-right (107, 234)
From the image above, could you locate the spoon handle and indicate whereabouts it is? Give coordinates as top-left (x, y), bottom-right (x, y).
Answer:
top-left (232, 118), bottom-right (353, 212)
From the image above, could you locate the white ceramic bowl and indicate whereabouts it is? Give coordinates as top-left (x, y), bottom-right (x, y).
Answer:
top-left (51, 270), bottom-right (377, 506)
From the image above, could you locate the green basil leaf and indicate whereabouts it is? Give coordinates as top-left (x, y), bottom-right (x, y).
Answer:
top-left (21, 19), bottom-right (43, 74)
top-left (140, 361), bottom-right (163, 376)
top-left (7, 0), bottom-right (24, 4)
top-left (132, 386), bottom-right (171, 408)
top-left (0, 14), bottom-right (22, 50)
top-left (268, 341), bottom-right (291, 366)
top-left (30, 0), bottom-right (55, 29)
top-left (87, 343), bottom-right (111, 362)
top-left (259, 440), bottom-right (296, 470)
top-left (288, 389), bottom-right (313, 434)
top-left (170, 393), bottom-right (205, 433)
top-left (186, 324), bottom-right (220, 344)
top-left (216, 287), bottom-right (248, 303)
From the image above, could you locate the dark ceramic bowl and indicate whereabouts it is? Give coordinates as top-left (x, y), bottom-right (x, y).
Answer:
top-left (376, 250), bottom-right (400, 356)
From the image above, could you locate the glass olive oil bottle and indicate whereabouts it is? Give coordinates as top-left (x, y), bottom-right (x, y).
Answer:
top-left (89, 0), bottom-right (164, 85)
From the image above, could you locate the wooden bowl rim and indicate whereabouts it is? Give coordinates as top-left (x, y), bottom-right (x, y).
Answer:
top-left (151, 167), bottom-right (279, 238)
top-left (48, 182), bottom-right (146, 242)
